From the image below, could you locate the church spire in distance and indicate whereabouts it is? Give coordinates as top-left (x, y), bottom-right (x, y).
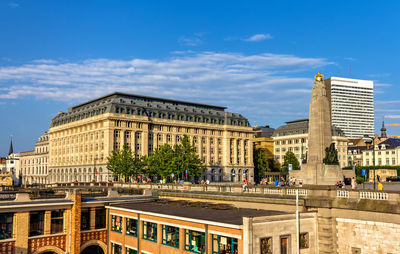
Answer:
top-left (8, 138), bottom-right (14, 155)
top-left (381, 120), bottom-right (387, 138)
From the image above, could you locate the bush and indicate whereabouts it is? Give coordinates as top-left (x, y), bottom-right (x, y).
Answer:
top-left (356, 176), bottom-right (365, 184)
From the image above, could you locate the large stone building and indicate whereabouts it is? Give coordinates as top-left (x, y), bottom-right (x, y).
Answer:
top-left (48, 92), bottom-right (254, 183)
top-left (362, 138), bottom-right (400, 167)
top-left (324, 77), bottom-right (374, 139)
top-left (19, 132), bottom-right (49, 185)
top-left (253, 125), bottom-right (275, 160)
top-left (273, 119), bottom-right (348, 168)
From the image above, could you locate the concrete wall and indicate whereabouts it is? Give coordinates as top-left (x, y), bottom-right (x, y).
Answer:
top-left (336, 218), bottom-right (400, 254)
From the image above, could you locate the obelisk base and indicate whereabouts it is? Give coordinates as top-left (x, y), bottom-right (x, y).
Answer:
top-left (290, 163), bottom-right (344, 185)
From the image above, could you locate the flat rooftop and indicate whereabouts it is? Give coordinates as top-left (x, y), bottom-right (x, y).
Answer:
top-left (108, 199), bottom-right (289, 225)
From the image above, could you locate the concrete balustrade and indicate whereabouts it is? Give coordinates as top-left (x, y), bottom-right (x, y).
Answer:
top-left (42, 182), bottom-right (400, 203)
top-left (359, 191), bottom-right (388, 200)
top-left (337, 190), bottom-right (349, 198)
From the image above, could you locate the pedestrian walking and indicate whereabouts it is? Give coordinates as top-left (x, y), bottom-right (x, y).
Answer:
top-left (351, 177), bottom-right (357, 189)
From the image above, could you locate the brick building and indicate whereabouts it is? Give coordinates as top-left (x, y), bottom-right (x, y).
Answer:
top-left (0, 188), bottom-right (145, 254)
top-left (106, 199), bottom-right (316, 254)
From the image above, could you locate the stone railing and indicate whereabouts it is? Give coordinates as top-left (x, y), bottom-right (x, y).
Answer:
top-left (28, 233), bottom-right (66, 254)
top-left (287, 189), bottom-right (308, 196)
top-left (359, 191), bottom-right (388, 200)
top-left (337, 190), bottom-right (349, 198)
top-left (81, 229), bottom-right (107, 246)
top-left (58, 182), bottom-right (397, 202)
top-left (0, 239), bottom-right (15, 254)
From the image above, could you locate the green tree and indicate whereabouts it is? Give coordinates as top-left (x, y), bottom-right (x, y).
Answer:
top-left (147, 144), bottom-right (176, 178)
top-left (132, 155), bottom-right (147, 178)
top-left (106, 144), bottom-right (135, 181)
top-left (174, 135), bottom-right (205, 179)
top-left (253, 148), bottom-right (270, 180)
top-left (268, 158), bottom-right (281, 172)
top-left (282, 151), bottom-right (300, 173)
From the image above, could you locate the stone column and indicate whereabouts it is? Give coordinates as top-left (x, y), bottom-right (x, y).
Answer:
top-left (44, 210), bottom-right (51, 235)
top-left (14, 212), bottom-right (29, 254)
top-left (90, 207), bottom-right (96, 230)
top-left (233, 139), bottom-right (238, 167)
top-left (142, 128), bottom-right (149, 157)
top-left (240, 139), bottom-right (245, 165)
top-left (70, 191), bottom-right (82, 254)
top-left (206, 137), bottom-right (211, 165)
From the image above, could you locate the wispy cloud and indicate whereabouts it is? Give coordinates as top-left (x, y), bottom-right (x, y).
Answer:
top-left (8, 2), bottom-right (19, 8)
top-left (32, 59), bottom-right (58, 64)
top-left (375, 100), bottom-right (400, 105)
top-left (178, 33), bottom-right (207, 46)
top-left (0, 51), bottom-right (332, 124)
top-left (374, 83), bottom-right (392, 87)
top-left (244, 33), bottom-right (273, 42)
top-left (385, 115), bottom-right (400, 119)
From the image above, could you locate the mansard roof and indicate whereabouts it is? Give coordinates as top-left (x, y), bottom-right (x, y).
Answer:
top-left (273, 118), bottom-right (346, 137)
top-left (371, 138), bottom-right (400, 150)
top-left (50, 92), bottom-right (250, 128)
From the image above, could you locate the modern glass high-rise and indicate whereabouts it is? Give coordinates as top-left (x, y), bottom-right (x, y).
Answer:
top-left (324, 77), bottom-right (374, 139)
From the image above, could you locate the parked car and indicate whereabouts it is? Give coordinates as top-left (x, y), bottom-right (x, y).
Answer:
top-left (386, 176), bottom-right (400, 182)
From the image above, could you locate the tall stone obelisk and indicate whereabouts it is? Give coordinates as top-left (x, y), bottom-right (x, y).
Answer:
top-left (308, 72), bottom-right (332, 167)
top-left (290, 72), bottom-right (343, 185)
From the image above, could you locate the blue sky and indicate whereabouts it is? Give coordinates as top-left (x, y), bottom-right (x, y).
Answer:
top-left (1, 0), bottom-right (400, 155)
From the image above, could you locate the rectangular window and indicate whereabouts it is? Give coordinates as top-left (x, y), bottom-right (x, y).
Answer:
top-left (185, 229), bottom-right (205, 253)
top-left (51, 210), bottom-right (64, 234)
top-left (126, 218), bottom-right (138, 237)
top-left (162, 225), bottom-right (179, 248)
top-left (29, 211), bottom-right (45, 236)
top-left (142, 221), bottom-right (157, 242)
top-left (212, 235), bottom-right (238, 254)
top-left (260, 237), bottom-right (272, 254)
top-left (81, 208), bottom-right (90, 231)
top-left (280, 235), bottom-right (290, 254)
top-left (0, 213), bottom-right (13, 240)
top-left (111, 215), bottom-right (122, 233)
top-left (111, 243), bottom-right (122, 254)
top-left (95, 208), bottom-right (106, 229)
top-left (300, 232), bottom-right (309, 249)
top-left (126, 247), bottom-right (138, 254)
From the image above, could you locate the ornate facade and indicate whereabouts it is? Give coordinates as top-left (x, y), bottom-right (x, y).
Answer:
top-left (19, 132), bottom-right (49, 185)
top-left (48, 92), bottom-right (254, 183)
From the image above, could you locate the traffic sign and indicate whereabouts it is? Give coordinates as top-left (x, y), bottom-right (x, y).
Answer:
top-left (289, 164), bottom-right (293, 171)
top-left (362, 169), bottom-right (367, 176)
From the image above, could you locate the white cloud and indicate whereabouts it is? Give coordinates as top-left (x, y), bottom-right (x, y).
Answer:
top-left (375, 100), bottom-right (400, 105)
top-left (385, 115), bottom-right (400, 119)
top-left (244, 33), bottom-right (273, 42)
top-left (0, 51), bottom-right (332, 125)
top-left (178, 33), bottom-right (207, 46)
top-left (8, 2), bottom-right (19, 8)
top-left (32, 59), bottom-right (58, 64)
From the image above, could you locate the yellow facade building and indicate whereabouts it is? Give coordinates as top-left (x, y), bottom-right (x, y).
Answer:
top-left (273, 119), bottom-right (348, 168)
top-left (253, 125), bottom-right (275, 160)
top-left (48, 93), bottom-right (254, 183)
top-left (19, 132), bottom-right (49, 185)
